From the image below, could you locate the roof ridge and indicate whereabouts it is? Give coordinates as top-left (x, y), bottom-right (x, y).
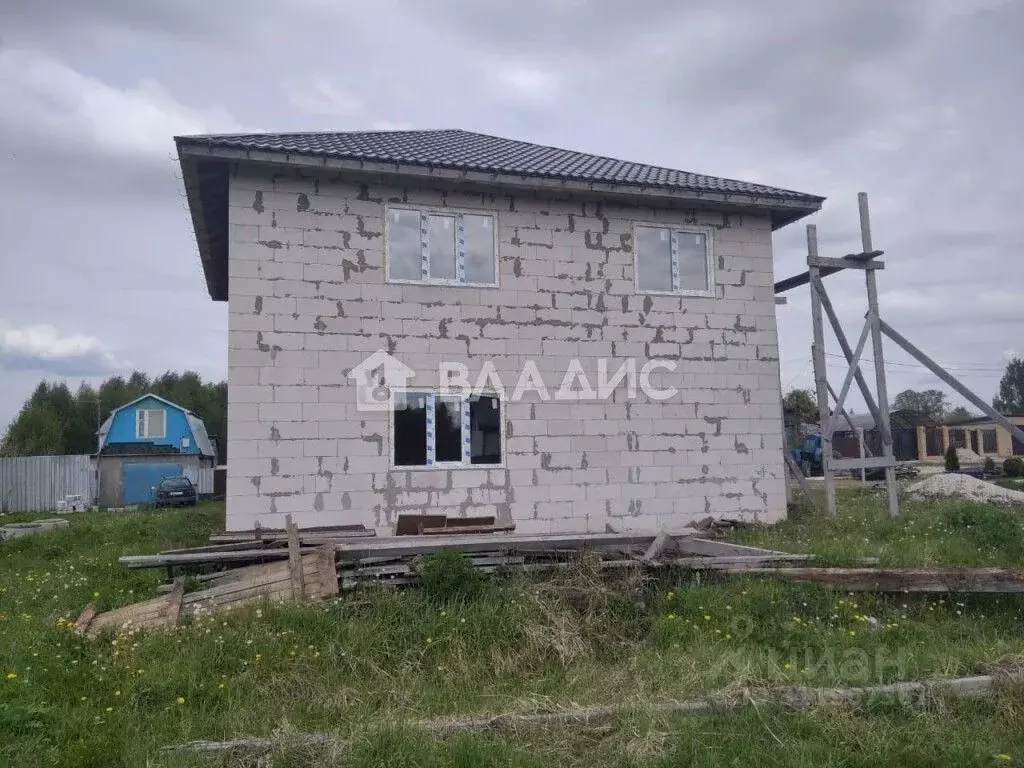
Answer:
top-left (174, 128), bottom-right (463, 142)
top-left (198, 128), bottom-right (813, 201)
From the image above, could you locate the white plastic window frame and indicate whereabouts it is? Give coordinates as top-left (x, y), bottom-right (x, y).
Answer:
top-left (385, 205), bottom-right (499, 288)
top-left (389, 389), bottom-right (504, 470)
top-left (632, 223), bottom-right (716, 298)
top-left (136, 409), bottom-right (166, 439)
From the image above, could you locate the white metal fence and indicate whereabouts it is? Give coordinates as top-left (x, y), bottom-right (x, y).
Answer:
top-left (0, 455), bottom-right (96, 513)
top-left (183, 465), bottom-right (214, 495)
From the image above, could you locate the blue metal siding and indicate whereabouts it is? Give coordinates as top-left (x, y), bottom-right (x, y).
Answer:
top-left (123, 462), bottom-right (183, 504)
top-left (103, 396), bottom-right (199, 454)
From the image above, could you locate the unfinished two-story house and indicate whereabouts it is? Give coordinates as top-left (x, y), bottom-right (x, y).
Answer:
top-left (176, 130), bottom-right (823, 533)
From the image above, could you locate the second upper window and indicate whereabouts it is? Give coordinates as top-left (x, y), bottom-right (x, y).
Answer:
top-left (634, 225), bottom-right (714, 296)
top-left (387, 207), bottom-right (497, 286)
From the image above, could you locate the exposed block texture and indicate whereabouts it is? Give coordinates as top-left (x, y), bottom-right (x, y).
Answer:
top-left (225, 165), bottom-right (785, 533)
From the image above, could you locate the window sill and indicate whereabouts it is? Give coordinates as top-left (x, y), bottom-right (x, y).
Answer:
top-left (392, 463), bottom-right (505, 471)
top-left (386, 277), bottom-right (499, 289)
top-left (635, 288), bottom-right (717, 298)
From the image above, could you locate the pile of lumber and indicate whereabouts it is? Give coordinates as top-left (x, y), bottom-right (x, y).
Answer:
top-left (332, 531), bottom-right (815, 590)
top-left (79, 514), bottom-right (1024, 637)
top-left (76, 519), bottom-right (339, 637)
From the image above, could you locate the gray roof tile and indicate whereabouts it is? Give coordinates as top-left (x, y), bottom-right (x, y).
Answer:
top-left (177, 129), bottom-right (822, 202)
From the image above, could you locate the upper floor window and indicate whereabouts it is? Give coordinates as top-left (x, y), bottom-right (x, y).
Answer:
top-left (634, 225), bottom-right (714, 297)
top-left (136, 409), bottom-right (166, 439)
top-left (386, 206), bottom-right (497, 286)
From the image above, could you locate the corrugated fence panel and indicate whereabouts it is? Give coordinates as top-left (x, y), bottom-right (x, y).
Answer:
top-left (181, 465), bottom-right (215, 495)
top-left (0, 455), bottom-right (96, 513)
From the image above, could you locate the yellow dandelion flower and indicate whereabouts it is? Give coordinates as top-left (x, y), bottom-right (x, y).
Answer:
top-left (703, 615), bottom-right (711, 621)
top-left (218, 683), bottom-right (226, 689)
top-left (425, 637), bottom-right (433, 644)
top-left (996, 756), bottom-right (1012, 762)
top-left (784, 663), bottom-right (792, 670)
top-left (114, 690), bottom-right (121, 696)
top-left (93, 592), bottom-right (100, 598)
top-left (849, 631), bottom-right (856, 637)
top-left (105, 707), bottom-right (113, 712)
top-left (440, 610), bottom-right (447, 617)
top-left (176, 697), bottom-right (185, 705)
top-left (5, 673), bottom-right (16, 680)
top-left (255, 654), bottom-right (262, 661)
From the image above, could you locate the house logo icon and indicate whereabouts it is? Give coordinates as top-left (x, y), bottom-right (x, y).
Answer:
top-left (348, 349), bottom-right (416, 411)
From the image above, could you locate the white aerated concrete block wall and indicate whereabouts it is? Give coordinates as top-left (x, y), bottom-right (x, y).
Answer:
top-left (224, 164), bottom-right (786, 533)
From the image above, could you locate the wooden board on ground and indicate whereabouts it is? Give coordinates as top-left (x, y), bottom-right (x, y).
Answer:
top-left (83, 545), bottom-right (338, 636)
top-left (674, 538), bottom-right (794, 558)
top-left (209, 524), bottom-right (375, 544)
top-left (419, 523), bottom-right (516, 536)
top-left (745, 567), bottom-right (1024, 593)
top-left (335, 531), bottom-right (660, 560)
top-left (164, 669), bottom-right (1024, 754)
top-left (118, 548), bottom-right (320, 569)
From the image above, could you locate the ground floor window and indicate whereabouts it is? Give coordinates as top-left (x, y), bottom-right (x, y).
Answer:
top-left (983, 429), bottom-right (998, 454)
top-left (392, 392), bottom-right (501, 468)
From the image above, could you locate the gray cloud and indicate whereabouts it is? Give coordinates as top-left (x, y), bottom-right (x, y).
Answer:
top-left (0, 0), bottom-right (1021, 426)
top-left (0, 322), bottom-right (126, 376)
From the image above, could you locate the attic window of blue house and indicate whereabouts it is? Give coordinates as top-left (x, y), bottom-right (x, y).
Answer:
top-left (136, 409), bottom-right (166, 439)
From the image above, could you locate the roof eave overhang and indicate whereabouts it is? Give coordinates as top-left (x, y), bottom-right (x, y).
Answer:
top-left (176, 141), bottom-right (824, 302)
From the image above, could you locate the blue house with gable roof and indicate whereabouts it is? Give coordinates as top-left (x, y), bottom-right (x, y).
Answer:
top-left (96, 393), bottom-right (216, 505)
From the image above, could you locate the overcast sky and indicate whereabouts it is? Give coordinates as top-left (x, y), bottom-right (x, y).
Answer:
top-left (1, 0), bottom-right (1022, 429)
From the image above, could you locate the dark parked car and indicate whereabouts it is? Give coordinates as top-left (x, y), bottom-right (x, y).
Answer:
top-left (154, 476), bottom-right (198, 507)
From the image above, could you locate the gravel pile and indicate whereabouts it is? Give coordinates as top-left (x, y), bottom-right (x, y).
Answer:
top-left (956, 447), bottom-right (984, 463)
top-left (906, 473), bottom-right (1024, 506)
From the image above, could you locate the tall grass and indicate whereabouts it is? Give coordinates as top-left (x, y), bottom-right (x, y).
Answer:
top-left (3, 496), bottom-right (1024, 766)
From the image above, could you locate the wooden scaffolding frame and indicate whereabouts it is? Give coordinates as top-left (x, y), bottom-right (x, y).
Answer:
top-left (776, 193), bottom-right (1024, 518)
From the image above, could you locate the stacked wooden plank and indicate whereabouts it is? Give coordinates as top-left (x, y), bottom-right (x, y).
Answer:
top-left (77, 517), bottom-right (339, 637)
top-left (77, 582), bottom-right (184, 638)
top-left (90, 519), bottom-right (1024, 638)
top-left (87, 525), bottom-right (826, 636)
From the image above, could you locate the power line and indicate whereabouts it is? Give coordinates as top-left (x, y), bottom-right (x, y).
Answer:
top-left (821, 351), bottom-right (1008, 374)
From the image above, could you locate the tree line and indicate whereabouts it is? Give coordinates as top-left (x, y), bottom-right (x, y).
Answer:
top-left (784, 357), bottom-right (1024, 424)
top-left (0, 372), bottom-right (227, 459)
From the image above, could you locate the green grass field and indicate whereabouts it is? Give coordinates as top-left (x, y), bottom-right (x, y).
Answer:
top-left (3, 494), bottom-right (1024, 766)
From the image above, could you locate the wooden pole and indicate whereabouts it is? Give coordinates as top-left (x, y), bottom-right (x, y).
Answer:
top-left (826, 317), bottom-right (872, 436)
top-left (807, 224), bottom-right (836, 515)
top-left (827, 382), bottom-right (873, 457)
top-left (811, 274), bottom-right (886, 437)
top-left (879, 320), bottom-right (1024, 447)
top-left (164, 671), bottom-right (1024, 754)
top-left (858, 428), bottom-right (866, 483)
top-left (859, 193), bottom-right (899, 519)
top-left (783, 453), bottom-right (816, 505)
top-left (286, 514), bottom-right (304, 600)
